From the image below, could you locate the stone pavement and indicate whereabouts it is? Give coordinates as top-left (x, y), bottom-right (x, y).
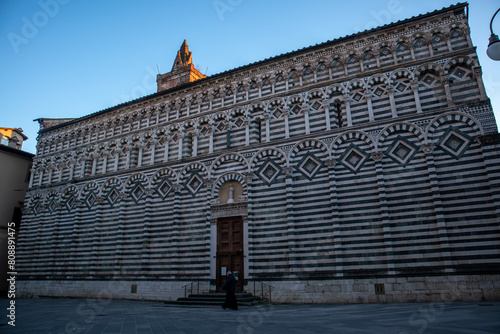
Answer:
top-left (0, 297), bottom-right (499, 334)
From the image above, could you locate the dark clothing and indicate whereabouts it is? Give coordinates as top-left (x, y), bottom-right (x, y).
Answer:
top-left (222, 273), bottom-right (236, 292)
top-left (222, 291), bottom-right (238, 310)
top-left (221, 274), bottom-right (238, 310)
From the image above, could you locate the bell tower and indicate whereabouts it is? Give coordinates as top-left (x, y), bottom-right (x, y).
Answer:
top-left (157, 40), bottom-right (206, 92)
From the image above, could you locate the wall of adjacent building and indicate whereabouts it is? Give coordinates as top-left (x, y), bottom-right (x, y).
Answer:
top-left (0, 145), bottom-right (33, 295)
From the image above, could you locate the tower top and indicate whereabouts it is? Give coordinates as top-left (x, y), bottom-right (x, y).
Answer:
top-left (172, 40), bottom-right (193, 71)
top-left (157, 40), bottom-right (206, 92)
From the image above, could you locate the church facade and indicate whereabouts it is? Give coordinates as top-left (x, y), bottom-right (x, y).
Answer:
top-left (18, 3), bottom-right (500, 303)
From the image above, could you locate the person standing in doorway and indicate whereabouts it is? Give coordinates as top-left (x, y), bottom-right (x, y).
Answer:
top-left (221, 271), bottom-right (238, 310)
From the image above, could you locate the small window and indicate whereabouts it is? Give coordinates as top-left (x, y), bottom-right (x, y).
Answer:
top-left (257, 120), bottom-right (262, 143)
top-left (336, 102), bottom-right (343, 128)
top-left (375, 284), bottom-right (385, 295)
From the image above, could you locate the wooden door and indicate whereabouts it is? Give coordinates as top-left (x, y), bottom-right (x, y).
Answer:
top-left (216, 216), bottom-right (244, 292)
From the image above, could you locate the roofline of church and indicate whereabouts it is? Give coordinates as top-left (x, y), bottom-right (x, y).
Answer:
top-left (38, 2), bottom-right (468, 135)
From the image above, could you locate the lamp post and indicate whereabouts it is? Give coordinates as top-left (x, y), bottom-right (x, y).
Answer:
top-left (487, 8), bottom-right (500, 60)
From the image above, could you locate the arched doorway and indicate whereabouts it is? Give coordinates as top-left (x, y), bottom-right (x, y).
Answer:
top-left (210, 179), bottom-right (248, 292)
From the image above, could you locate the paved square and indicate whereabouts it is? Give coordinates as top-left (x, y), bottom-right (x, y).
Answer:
top-left (1, 298), bottom-right (499, 333)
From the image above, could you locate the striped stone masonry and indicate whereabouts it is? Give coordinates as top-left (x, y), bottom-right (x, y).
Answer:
top-left (18, 3), bottom-right (500, 303)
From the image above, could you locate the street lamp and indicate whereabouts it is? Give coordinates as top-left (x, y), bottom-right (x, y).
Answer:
top-left (487, 8), bottom-right (500, 60)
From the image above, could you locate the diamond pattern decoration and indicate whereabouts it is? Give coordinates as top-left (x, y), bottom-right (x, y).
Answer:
top-left (130, 183), bottom-right (144, 204)
top-left (396, 44), bottom-right (407, 52)
top-left (373, 87), bottom-right (385, 97)
top-left (352, 92), bottom-right (363, 102)
top-left (291, 104), bottom-right (302, 115)
top-left (438, 128), bottom-right (472, 159)
top-left (171, 133), bottom-right (179, 143)
top-left (381, 47), bottom-right (392, 55)
top-left (106, 188), bottom-right (119, 207)
top-left (185, 173), bottom-right (204, 196)
top-left (423, 75), bottom-right (435, 86)
top-left (339, 145), bottom-right (368, 174)
top-left (156, 178), bottom-right (172, 199)
top-left (216, 121), bottom-right (226, 133)
top-left (47, 199), bottom-right (57, 213)
top-left (311, 101), bottom-right (322, 110)
top-left (433, 35), bottom-right (443, 43)
top-left (387, 137), bottom-right (418, 167)
top-left (395, 82), bottom-right (408, 92)
top-left (272, 108), bottom-right (283, 119)
top-left (65, 196), bottom-right (75, 211)
top-left (445, 136), bottom-right (464, 150)
top-left (85, 192), bottom-right (96, 209)
top-left (297, 154), bottom-right (324, 180)
top-left (363, 52), bottom-right (374, 60)
top-left (332, 60), bottom-right (343, 69)
top-left (453, 68), bottom-right (466, 79)
top-left (235, 117), bottom-right (244, 128)
top-left (257, 159), bottom-right (281, 186)
top-left (348, 56), bottom-right (358, 64)
top-left (414, 39), bottom-right (426, 47)
top-left (200, 126), bottom-right (209, 136)
top-left (32, 201), bottom-right (41, 215)
top-left (451, 30), bottom-right (462, 38)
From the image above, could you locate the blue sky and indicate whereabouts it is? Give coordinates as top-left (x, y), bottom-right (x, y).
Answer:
top-left (1, 0), bottom-right (499, 154)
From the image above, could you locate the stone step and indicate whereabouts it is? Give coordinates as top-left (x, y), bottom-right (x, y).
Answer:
top-left (165, 292), bottom-right (267, 307)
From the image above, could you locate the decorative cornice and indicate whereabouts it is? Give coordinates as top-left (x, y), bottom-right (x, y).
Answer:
top-left (211, 201), bottom-right (248, 219)
top-left (38, 4), bottom-right (467, 137)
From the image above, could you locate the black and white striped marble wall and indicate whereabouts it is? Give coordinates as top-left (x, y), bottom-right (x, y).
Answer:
top-left (17, 4), bottom-right (500, 303)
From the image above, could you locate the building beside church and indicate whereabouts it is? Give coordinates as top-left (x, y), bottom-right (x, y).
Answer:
top-left (17, 3), bottom-right (500, 303)
top-left (0, 129), bottom-right (33, 295)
